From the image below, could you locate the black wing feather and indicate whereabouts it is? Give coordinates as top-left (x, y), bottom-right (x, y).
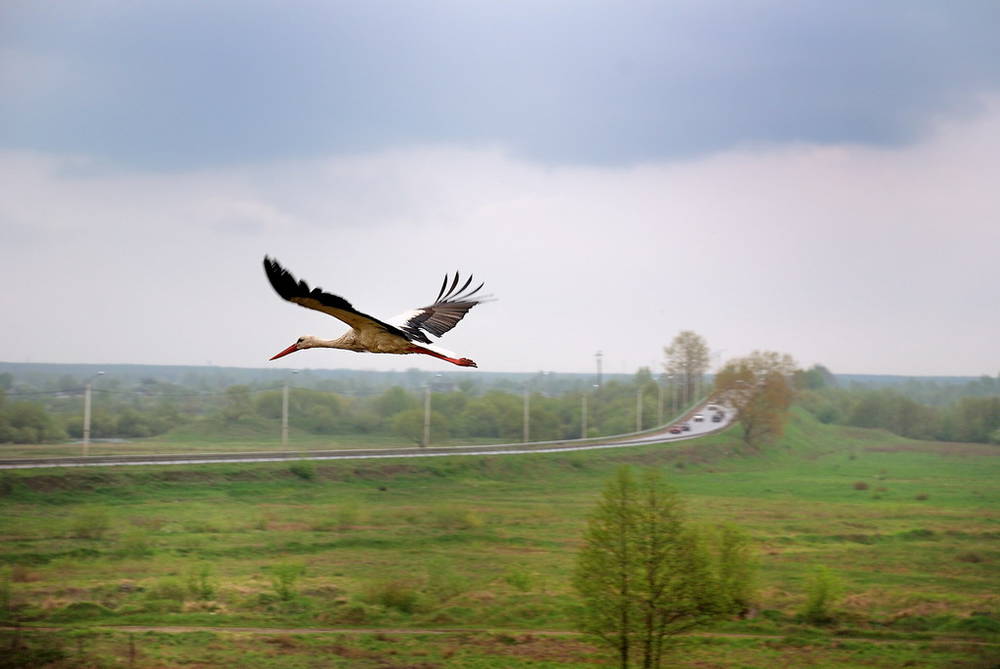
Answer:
top-left (263, 256), bottom-right (415, 341)
top-left (394, 271), bottom-right (491, 342)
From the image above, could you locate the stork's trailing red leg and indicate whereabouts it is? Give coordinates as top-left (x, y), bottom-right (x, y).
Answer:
top-left (407, 346), bottom-right (478, 368)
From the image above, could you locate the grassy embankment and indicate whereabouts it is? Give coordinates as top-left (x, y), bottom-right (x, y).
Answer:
top-left (1, 409), bottom-right (997, 667)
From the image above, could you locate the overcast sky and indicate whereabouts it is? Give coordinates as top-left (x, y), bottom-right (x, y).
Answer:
top-left (2, 1), bottom-right (999, 377)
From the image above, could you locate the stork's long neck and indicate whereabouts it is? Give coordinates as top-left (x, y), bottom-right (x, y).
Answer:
top-left (308, 333), bottom-right (358, 351)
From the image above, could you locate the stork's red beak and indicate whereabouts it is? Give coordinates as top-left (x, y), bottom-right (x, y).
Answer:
top-left (269, 343), bottom-right (299, 360)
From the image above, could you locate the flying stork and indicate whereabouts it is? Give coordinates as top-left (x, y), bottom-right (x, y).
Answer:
top-left (263, 256), bottom-right (490, 368)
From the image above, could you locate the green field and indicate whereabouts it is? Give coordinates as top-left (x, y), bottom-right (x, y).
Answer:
top-left (2, 409), bottom-right (998, 667)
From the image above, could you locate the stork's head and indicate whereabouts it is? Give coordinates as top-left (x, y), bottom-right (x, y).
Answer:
top-left (269, 335), bottom-right (316, 360)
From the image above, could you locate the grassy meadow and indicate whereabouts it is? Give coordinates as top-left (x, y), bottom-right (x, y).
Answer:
top-left (1, 409), bottom-right (998, 667)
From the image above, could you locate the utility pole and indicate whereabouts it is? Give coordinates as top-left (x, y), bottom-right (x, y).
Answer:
top-left (636, 386), bottom-right (643, 432)
top-left (422, 385), bottom-right (431, 447)
top-left (83, 383), bottom-right (92, 456)
top-left (581, 394), bottom-right (587, 439)
top-left (670, 374), bottom-right (678, 418)
top-left (594, 350), bottom-right (603, 389)
top-left (523, 384), bottom-right (530, 443)
top-left (82, 371), bottom-right (104, 456)
top-left (657, 379), bottom-right (664, 425)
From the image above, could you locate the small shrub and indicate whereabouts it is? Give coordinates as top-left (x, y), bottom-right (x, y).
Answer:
top-left (852, 481), bottom-right (869, 491)
top-left (268, 563), bottom-right (305, 601)
top-left (947, 614), bottom-right (1000, 634)
top-left (289, 460), bottom-right (316, 481)
top-left (914, 493), bottom-right (929, 501)
top-left (504, 568), bottom-right (534, 592)
top-left (956, 552), bottom-right (984, 563)
top-left (800, 565), bottom-right (842, 625)
top-left (364, 579), bottom-right (422, 614)
top-left (187, 564), bottom-right (216, 600)
top-left (146, 578), bottom-right (186, 603)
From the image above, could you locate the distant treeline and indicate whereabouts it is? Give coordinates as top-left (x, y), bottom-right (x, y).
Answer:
top-left (835, 373), bottom-right (1000, 406)
top-left (798, 366), bottom-right (1000, 444)
top-left (0, 362), bottom-right (621, 396)
top-left (2, 364), bottom-right (998, 446)
top-left (0, 368), bottom-right (676, 445)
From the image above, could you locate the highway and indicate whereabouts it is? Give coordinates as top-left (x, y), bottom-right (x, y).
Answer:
top-left (0, 402), bottom-right (733, 470)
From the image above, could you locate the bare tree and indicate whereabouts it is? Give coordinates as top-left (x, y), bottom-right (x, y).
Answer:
top-left (662, 331), bottom-right (710, 406)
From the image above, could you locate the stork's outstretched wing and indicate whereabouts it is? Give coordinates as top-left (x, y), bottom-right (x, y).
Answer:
top-left (263, 256), bottom-right (412, 339)
top-left (388, 272), bottom-right (490, 344)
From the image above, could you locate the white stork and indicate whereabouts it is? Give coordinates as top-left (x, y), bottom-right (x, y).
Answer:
top-left (263, 256), bottom-right (490, 368)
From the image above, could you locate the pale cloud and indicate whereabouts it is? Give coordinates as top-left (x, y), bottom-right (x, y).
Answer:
top-left (1, 99), bottom-right (998, 375)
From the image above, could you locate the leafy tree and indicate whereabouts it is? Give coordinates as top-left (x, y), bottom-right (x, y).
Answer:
top-left (391, 409), bottom-right (448, 445)
top-left (662, 331), bottom-right (709, 406)
top-left (374, 386), bottom-right (416, 418)
top-left (220, 385), bottom-right (253, 424)
top-left (455, 398), bottom-right (502, 437)
top-left (715, 351), bottom-right (796, 447)
top-left (573, 467), bottom-right (748, 668)
top-left (794, 364), bottom-right (836, 390)
top-left (0, 401), bottom-right (67, 444)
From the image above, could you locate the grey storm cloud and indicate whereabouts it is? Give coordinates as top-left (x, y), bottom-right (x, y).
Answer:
top-left (2, 1), bottom-right (999, 169)
top-left (1, 1), bottom-right (999, 376)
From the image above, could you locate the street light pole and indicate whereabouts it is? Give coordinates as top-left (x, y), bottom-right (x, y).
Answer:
top-left (82, 371), bottom-right (104, 456)
top-left (281, 370), bottom-right (298, 449)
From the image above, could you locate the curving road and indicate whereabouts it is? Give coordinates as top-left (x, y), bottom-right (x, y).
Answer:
top-left (0, 403), bottom-right (733, 470)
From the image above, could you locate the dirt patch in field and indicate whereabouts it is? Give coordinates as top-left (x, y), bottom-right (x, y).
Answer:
top-left (864, 442), bottom-right (999, 457)
top-left (459, 633), bottom-right (605, 665)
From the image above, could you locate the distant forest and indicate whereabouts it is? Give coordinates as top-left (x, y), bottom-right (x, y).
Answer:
top-left (0, 362), bottom-right (997, 446)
